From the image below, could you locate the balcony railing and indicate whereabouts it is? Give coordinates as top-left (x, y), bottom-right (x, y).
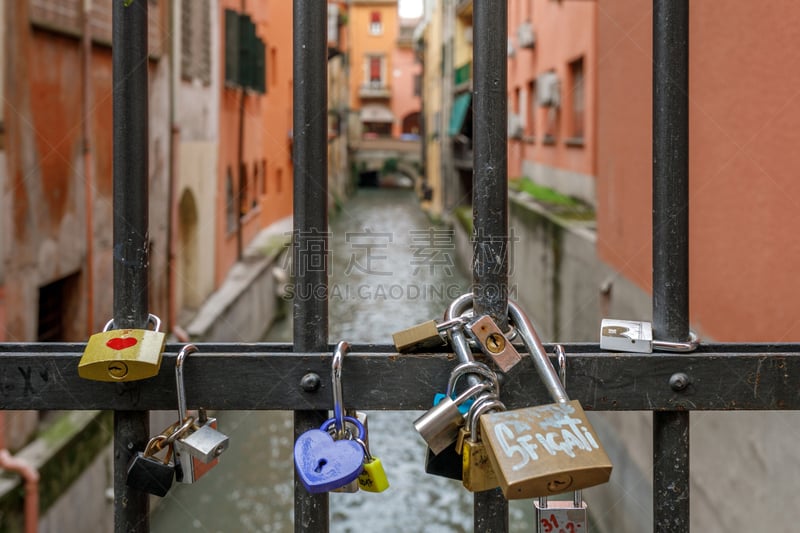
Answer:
top-left (359, 82), bottom-right (391, 99)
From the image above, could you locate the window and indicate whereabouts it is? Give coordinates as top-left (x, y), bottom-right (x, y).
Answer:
top-left (240, 163), bottom-right (249, 215)
top-left (569, 57), bottom-right (585, 140)
top-left (370, 56), bottom-right (382, 84)
top-left (181, 0), bottom-right (211, 84)
top-left (262, 159), bottom-right (268, 195)
top-left (369, 11), bottom-right (382, 35)
top-left (276, 168), bottom-right (283, 194)
top-left (271, 47), bottom-right (278, 88)
top-left (226, 168), bottom-right (236, 232)
top-left (37, 273), bottom-right (81, 342)
top-left (527, 80), bottom-right (536, 137)
top-left (252, 162), bottom-right (259, 208)
top-left (328, 4), bottom-right (340, 45)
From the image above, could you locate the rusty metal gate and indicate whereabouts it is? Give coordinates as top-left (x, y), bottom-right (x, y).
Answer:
top-left (1, 1), bottom-right (798, 532)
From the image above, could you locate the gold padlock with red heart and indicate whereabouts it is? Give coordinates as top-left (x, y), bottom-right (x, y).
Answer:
top-left (78, 314), bottom-right (166, 381)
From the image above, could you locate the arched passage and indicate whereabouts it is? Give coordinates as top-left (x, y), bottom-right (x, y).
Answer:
top-left (401, 111), bottom-right (421, 135)
top-left (178, 189), bottom-right (200, 311)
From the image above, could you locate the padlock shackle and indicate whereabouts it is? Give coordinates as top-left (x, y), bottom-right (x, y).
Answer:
top-left (445, 361), bottom-right (500, 398)
top-left (507, 301), bottom-right (569, 404)
top-left (321, 415), bottom-right (365, 441)
top-left (469, 397), bottom-right (505, 438)
top-left (453, 381), bottom-right (492, 407)
top-left (652, 331), bottom-right (699, 352)
top-left (104, 313), bottom-right (162, 333)
top-left (556, 344), bottom-right (567, 389)
top-left (444, 294), bottom-right (475, 367)
top-left (175, 344), bottom-right (199, 421)
top-left (331, 341), bottom-right (350, 440)
top-left (465, 392), bottom-right (499, 434)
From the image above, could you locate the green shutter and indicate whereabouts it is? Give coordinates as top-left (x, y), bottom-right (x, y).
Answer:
top-left (238, 14), bottom-right (253, 89)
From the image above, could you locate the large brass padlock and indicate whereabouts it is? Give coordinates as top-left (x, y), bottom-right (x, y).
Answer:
top-left (480, 307), bottom-right (612, 500)
top-left (78, 314), bottom-right (165, 381)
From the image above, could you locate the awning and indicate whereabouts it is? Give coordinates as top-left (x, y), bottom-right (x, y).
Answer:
top-left (360, 104), bottom-right (394, 123)
top-left (449, 92), bottom-right (472, 135)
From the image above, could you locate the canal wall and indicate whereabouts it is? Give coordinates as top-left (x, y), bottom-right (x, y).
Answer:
top-left (453, 190), bottom-right (800, 533)
top-left (184, 216), bottom-right (292, 342)
top-left (453, 191), bottom-right (654, 532)
top-left (0, 219), bottom-right (292, 533)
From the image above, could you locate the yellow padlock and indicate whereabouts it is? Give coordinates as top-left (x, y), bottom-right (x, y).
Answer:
top-left (78, 314), bottom-right (166, 382)
top-left (355, 438), bottom-right (389, 493)
top-left (462, 396), bottom-right (505, 492)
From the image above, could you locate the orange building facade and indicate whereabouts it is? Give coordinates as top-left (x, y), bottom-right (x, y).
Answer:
top-left (348, 0), bottom-right (420, 139)
top-left (215, 0), bottom-right (293, 288)
top-left (597, 1), bottom-right (800, 341)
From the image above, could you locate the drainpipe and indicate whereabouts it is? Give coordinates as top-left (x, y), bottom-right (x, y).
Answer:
top-left (235, 0), bottom-right (247, 261)
top-left (82, 0), bottom-right (94, 335)
top-left (0, 447), bottom-right (40, 533)
top-left (166, 0), bottom-right (179, 331)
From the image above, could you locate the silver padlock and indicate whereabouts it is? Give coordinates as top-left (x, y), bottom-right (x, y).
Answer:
top-left (534, 346), bottom-right (588, 531)
top-left (413, 361), bottom-right (499, 455)
top-left (600, 318), bottom-right (699, 353)
top-left (535, 491), bottom-right (588, 533)
top-left (330, 342), bottom-right (360, 493)
top-left (173, 344), bottom-right (230, 484)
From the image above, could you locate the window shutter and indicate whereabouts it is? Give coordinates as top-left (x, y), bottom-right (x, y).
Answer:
top-left (224, 9), bottom-right (240, 86)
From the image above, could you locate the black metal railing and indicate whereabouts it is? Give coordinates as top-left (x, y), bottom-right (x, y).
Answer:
top-left (1, 1), bottom-right (796, 532)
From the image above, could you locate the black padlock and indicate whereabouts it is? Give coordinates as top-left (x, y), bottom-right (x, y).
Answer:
top-left (126, 435), bottom-right (175, 497)
top-left (424, 442), bottom-right (463, 481)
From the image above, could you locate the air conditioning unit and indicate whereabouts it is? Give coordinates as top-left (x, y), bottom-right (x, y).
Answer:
top-left (537, 72), bottom-right (561, 108)
top-left (508, 113), bottom-right (524, 139)
top-left (517, 22), bottom-right (535, 49)
top-left (464, 26), bottom-right (473, 44)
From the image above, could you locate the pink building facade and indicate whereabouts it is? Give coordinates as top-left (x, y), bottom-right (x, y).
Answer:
top-left (507, 0), bottom-right (597, 206)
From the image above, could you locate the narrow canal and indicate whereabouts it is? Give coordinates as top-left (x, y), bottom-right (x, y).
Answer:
top-left (151, 188), bottom-right (533, 532)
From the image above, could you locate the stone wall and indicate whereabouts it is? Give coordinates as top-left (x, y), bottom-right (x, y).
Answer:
top-left (454, 189), bottom-right (800, 532)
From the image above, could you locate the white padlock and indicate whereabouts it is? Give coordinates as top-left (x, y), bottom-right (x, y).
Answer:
top-left (600, 318), bottom-right (698, 353)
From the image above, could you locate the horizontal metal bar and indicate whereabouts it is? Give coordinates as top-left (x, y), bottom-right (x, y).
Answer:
top-left (1, 343), bottom-right (798, 411)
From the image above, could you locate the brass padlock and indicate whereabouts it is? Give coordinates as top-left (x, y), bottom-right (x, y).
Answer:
top-left (392, 316), bottom-right (467, 351)
top-left (413, 361), bottom-right (499, 455)
top-left (480, 308), bottom-right (612, 500)
top-left (466, 314), bottom-right (523, 373)
top-left (462, 396), bottom-right (505, 493)
top-left (78, 314), bottom-right (165, 381)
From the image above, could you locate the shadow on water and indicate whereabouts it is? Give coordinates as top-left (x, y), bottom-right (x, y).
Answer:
top-left (151, 189), bottom-right (533, 532)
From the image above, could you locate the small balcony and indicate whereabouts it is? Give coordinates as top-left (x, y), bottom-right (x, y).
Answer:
top-left (359, 81), bottom-right (391, 99)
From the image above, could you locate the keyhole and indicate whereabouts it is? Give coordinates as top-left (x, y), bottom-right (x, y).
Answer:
top-left (486, 333), bottom-right (505, 353)
top-left (314, 458), bottom-right (327, 473)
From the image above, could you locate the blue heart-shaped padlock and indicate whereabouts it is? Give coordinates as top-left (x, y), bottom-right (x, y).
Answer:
top-left (294, 416), bottom-right (365, 494)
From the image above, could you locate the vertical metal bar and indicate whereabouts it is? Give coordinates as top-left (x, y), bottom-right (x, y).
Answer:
top-left (472, 1), bottom-right (509, 531)
top-left (472, 0), bottom-right (509, 331)
top-left (652, 1), bottom-right (690, 532)
top-left (292, 1), bottom-right (329, 532)
top-left (112, 1), bottom-right (150, 532)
